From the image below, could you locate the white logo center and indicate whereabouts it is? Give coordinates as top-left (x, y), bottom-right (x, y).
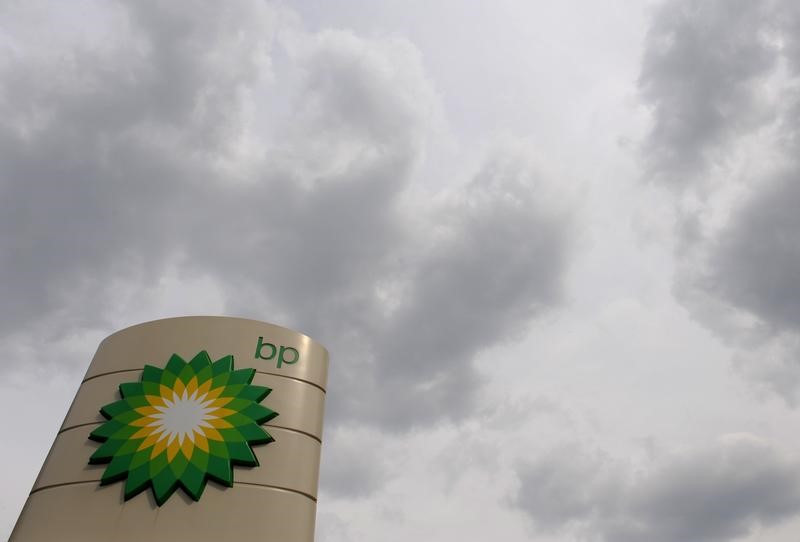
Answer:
top-left (151, 391), bottom-right (216, 444)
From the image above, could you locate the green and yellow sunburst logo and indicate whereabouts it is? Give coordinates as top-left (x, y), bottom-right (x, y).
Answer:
top-left (88, 351), bottom-right (278, 505)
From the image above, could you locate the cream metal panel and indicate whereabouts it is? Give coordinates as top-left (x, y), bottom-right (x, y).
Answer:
top-left (33, 425), bottom-right (321, 499)
top-left (63, 371), bottom-right (326, 440)
top-left (11, 483), bottom-right (316, 542)
top-left (84, 316), bottom-right (328, 390)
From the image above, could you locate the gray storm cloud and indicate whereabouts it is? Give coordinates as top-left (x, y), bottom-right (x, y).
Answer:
top-left (0, 0), bottom-right (575, 434)
top-left (0, 0), bottom-right (276, 333)
top-left (639, 0), bottom-right (777, 186)
top-left (639, 0), bottom-right (800, 403)
top-left (514, 436), bottom-right (800, 542)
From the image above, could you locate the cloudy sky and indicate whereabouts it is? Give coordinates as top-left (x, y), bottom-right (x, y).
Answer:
top-left (3, 1), bottom-right (800, 540)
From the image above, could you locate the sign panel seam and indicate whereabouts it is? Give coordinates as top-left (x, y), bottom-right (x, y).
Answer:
top-left (82, 368), bottom-right (327, 393)
top-left (61, 421), bottom-right (323, 444)
top-left (29, 480), bottom-right (319, 503)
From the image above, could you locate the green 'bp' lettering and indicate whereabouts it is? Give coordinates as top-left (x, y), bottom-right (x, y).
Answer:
top-left (255, 336), bottom-right (299, 368)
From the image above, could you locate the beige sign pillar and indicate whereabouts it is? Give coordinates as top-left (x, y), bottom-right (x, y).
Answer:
top-left (11, 316), bottom-right (328, 542)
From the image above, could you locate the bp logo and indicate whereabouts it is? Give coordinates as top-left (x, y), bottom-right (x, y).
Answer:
top-left (88, 351), bottom-right (278, 505)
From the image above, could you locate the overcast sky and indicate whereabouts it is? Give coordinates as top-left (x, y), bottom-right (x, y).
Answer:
top-left (3, 1), bottom-right (800, 540)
